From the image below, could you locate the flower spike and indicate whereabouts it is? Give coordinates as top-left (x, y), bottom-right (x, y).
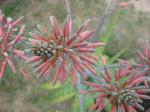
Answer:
top-left (0, 10), bottom-right (29, 79)
top-left (27, 15), bottom-right (104, 85)
top-left (81, 62), bottom-right (149, 112)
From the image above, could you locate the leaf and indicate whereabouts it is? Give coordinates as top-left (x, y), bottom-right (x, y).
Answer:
top-left (104, 99), bottom-right (112, 112)
top-left (39, 81), bottom-right (61, 90)
top-left (100, 9), bottom-right (121, 43)
top-left (73, 93), bottom-right (94, 112)
top-left (95, 47), bottom-right (103, 67)
top-left (50, 93), bottom-right (75, 104)
top-left (83, 95), bottom-right (94, 111)
top-left (73, 96), bottom-right (80, 112)
top-left (110, 46), bottom-right (129, 63)
top-left (41, 80), bottom-right (76, 104)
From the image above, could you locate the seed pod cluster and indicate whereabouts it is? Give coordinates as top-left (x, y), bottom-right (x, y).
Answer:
top-left (31, 41), bottom-right (56, 59)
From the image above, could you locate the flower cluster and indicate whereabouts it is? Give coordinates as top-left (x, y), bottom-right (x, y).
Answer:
top-left (118, 0), bottom-right (139, 8)
top-left (0, 10), bottom-right (29, 79)
top-left (81, 63), bottom-right (150, 112)
top-left (1, 7), bottom-right (150, 112)
top-left (137, 41), bottom-right (150, 75)
top-left (27, 15), bottom-right (104, 85)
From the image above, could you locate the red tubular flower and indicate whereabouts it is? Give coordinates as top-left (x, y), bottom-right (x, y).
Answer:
top-left (81, 63), bottom-right (150, 112)
top-left (0, 10), bottom-right (29, 79)
top-left (118, 0), bottom-right (138, 8)
top-left (135, 41), bottom-right (150, 87)
top-left (27, 15), bottom-right (104, 85)
top-left (137, 41), bottom-right (150, 73)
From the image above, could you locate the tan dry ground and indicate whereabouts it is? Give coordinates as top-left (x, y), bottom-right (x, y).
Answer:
top-left (134, 0), bottom-right (150, 13)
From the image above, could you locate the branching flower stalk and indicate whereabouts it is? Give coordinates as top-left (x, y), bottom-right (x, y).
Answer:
top-left (65, 0), bottom-right (83, 112)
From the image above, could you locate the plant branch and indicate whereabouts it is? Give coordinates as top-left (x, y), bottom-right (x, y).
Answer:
top-left (65, 0), bottom-right (72, 18)
top-left (93, 0), bottom-right (118, 40)
top-left (77, 74), bottom-right (84, 112)
top-left (65, 1), bottom-right (83, 112)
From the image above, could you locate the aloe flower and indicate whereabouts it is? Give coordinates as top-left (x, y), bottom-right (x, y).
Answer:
top-left (81, 63), bottom-right (150, 112)
top-left (0, 10), bottom-right (29, 79)
top-left (137, 41), bottom-right (150, 74)
top-left (118, 1), bottom-right (138, 8)
top-left (27, 15), bottom-right (104, 85)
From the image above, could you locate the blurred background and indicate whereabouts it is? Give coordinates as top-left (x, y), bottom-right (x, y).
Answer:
top-left (0, 0), bottom-right (150, 112)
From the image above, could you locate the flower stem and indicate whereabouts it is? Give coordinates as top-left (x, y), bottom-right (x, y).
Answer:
top-left (93, 0), bottom-right (118, 40)
top-left (76, 73), bottom-right (83, 112)
top-left (65, 0), bottom-right (72, 18)
top-left (65, 1), bottom-right (83, 111)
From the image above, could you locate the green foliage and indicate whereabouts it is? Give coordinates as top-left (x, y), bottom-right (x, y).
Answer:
top-left (38, 79), bottom-right (94, 112)
top-left (51, 93), bottom-right (75, 104)
top-left (39, 80), bottom-right (75, 102)
top-left (95, 47), bottom-right (103, 67)
top-left (73, 94), bottom-right (94, 112)
top-left (100, 9), bottom-right (121, 43)
top-left (83, 95), bottom-right (94, 111)
top-left (94, 9), bottom-right (123, 67)
top-left (110, 46), bottom-right (129, 63)
top-left (39, 81), bottom-right (61, 90)
top-left (104, 100), bottom-right (112, 112)
top-left (3, 0), bottom-right (23, 16)
top-left (72, 95), bottom-right (80, 112)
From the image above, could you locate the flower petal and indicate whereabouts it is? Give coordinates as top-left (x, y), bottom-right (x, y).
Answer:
top-left (49, 16), bottom-right (61, 38)
top-left (63, 15), bottom-right (72, 38)
top-left (0, 60), bottom-right (7, 79)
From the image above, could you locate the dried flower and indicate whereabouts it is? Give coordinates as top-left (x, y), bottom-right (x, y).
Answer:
top-left (0, 10), bottom-right (29, 79)
top-left (27, 15), bottom-right (104, 85)
top-left (81, 63), bottom-right (150, 112)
